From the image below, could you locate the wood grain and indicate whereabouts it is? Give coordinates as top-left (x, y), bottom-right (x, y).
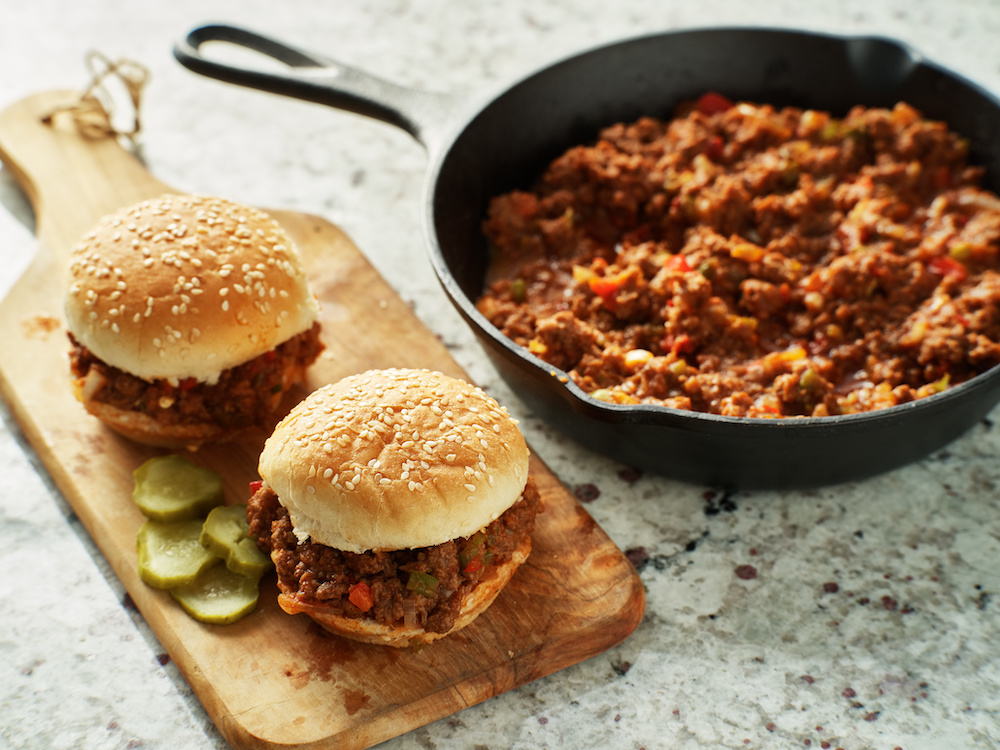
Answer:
top-left (0, 90), bottom-right (645, 750)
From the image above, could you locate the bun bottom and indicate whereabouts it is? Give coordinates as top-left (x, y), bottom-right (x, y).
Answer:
top-left (277, 536), bottom-right (531, 648)
top-left (77, 396), bottom-right (240, 450)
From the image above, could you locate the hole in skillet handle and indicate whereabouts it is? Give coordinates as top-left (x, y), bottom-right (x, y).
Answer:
top-left (174, 24), bottom-right (437, 139)
top-left (175, 24), bottom-right (332, 81)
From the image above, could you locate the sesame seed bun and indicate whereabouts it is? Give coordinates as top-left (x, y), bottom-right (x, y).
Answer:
top-left (275, 536), bottom-right (531, 648)
top-left (258, 368), bottom-right (531, 553)
top-left (64, 194), bottom-right (319, 385)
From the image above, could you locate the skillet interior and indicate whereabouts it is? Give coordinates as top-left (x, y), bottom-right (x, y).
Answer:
top-left (425, 27), bottom-right (1000, 488)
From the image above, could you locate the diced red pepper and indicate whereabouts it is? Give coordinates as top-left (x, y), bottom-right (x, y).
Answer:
top-left (588, 276), bottom-right (620, 298)
top-left (664, 333), bottom-right (694, 356)
top-left (588, 275), bottom-right (621, 311)
top-left (928, 255), bottom-right (968, 281)
top-left (178, 377), bottom-right (199, 391)
top-left (759, 401), bottom-right (782, 416)
top-left (697, 92), bottom-right (734, 115)
top-left (703, 135), bottom-right (725, 160)
top-left (664, 254), bottom-right (691, 273)
top-left (248, 479), bottom-right (263, 494)
top-left (348, 582), bottom-right (374, 612)
top-left (460, 531), bottom-right (487, 573)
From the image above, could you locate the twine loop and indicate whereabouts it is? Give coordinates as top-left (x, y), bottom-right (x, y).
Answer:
top-left (42, 51), bottom-right (149, 143)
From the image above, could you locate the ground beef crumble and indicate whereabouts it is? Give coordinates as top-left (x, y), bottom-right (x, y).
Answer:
top-left (247, 478), bottom-right (542, 634)
top-left (476, 96), bottom-right (1000, 418)
top-left (68, 322), bottom-right (323, 430)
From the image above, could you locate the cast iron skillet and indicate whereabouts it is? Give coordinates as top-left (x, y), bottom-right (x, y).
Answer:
top-left (175, 24), bottom-right (1000, 489)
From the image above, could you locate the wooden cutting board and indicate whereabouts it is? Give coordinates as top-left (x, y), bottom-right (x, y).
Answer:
top-left (0, 90), bottom-right (645, 750)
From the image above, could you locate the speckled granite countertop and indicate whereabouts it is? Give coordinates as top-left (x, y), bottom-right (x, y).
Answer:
top-left (2, 1), bottom-right (999, 748)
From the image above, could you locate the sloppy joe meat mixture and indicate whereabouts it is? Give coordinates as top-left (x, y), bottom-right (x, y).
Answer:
top-left (476, 95), bottom-right (1000, 417)
top-left (68, 322), bottom-right (323, 430)
top-left (247, 478), bottom-right (542, 634)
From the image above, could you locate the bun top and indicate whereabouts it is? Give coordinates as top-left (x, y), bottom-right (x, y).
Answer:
top-left (64, 194), bottom-right (319, 384)
top-left (258, 368), bottom-right (530, 553)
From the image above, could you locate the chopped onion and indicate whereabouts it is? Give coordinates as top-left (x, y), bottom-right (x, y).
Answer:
top-left (957, 190), bottom-right (1000, 212)
top-left (402, 597), bottom-right (417, 629)
top-left (79, 369), bottom-right (106, 401)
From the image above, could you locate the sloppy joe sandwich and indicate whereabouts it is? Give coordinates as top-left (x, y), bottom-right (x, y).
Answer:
top-left (65, 194), bottom-right (323, 448)
top-left (247, 367), bottom-right (542, 648)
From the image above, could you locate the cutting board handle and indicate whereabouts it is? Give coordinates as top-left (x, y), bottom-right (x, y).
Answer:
top-left (0, 90), bottom-right (173, 254)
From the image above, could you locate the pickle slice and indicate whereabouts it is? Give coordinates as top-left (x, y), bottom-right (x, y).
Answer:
top-left (170, 562), bottom-right (261, 625)
top-left (199, 504), bottom-right (272, 578)
top-left (137, 519), bottom-right (217, 589)
top-left (132, 455), bottom-right (224, 522)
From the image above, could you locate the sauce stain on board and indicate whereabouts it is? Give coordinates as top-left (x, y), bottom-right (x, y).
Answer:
top-left (343, 688), bottom-right (372, 716)
top-left (21, 313), bottom-right (61, 339)
top-left (284, 623), bottom-right (361, 688)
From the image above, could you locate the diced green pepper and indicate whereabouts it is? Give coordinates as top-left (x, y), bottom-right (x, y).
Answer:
top-left (511, 278), bottom-right (527, 304)
top-left (800, 368), bottom-right (821, 391)
top-left (406, 570), bottom-right (440, 598)
top-left (459, 531), bottom-right (486, 571)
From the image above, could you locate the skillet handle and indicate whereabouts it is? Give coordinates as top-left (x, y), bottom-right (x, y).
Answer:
top-left (174, 24), bottom-right (462, 155)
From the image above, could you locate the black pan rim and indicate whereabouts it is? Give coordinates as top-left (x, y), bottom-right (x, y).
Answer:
top-left (422, 24), bottom-right (1000, 434)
